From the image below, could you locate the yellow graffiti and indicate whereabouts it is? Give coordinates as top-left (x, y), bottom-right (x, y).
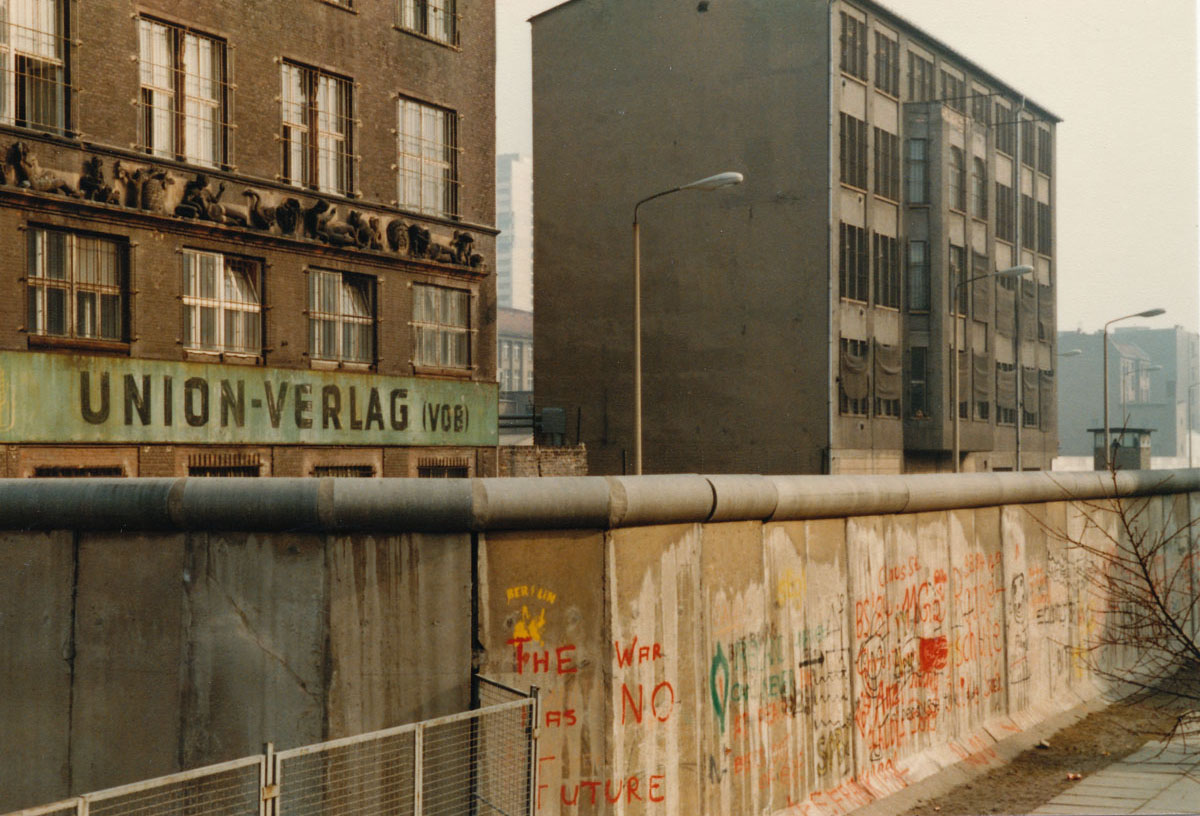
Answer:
top-left (513, 605), bottom-right (547, 644)
top-left (506, 584), bottom-right (558, 604)
top-left (776, 568), bottom-right (806, 606)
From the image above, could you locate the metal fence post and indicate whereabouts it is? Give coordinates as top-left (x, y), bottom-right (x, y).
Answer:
top-left (262, 742), bottom-right (276, 816)
top-left (527, 686), bottom-right (540, 816)
top-left (413, 723), bottom-right (425, 816)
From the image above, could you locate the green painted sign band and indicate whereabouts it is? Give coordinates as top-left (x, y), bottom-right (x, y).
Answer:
top-left (0, 351), bottom-right (498, 447)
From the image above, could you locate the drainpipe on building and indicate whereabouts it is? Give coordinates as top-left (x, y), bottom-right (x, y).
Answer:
top-left (826, 0), bottom-right (837, 474)
top-left (1013, 97), bottom-right (1025, 471)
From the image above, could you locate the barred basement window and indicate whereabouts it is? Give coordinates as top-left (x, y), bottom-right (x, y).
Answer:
top-left (309, 269), bottom-right (375, 364)
top-left (838, 222), bottom-right (868, 303)
top-left (27, 228), bottom-right (127, 342)
top-left (398, 0), bottom-right (457, 45)
top-left (281, 62), bottom-right (354, 195)
top-left (873, 127), bottom-right (898, 201)
top-left (417, 457), bottom-right (469, 478)
top-left (839, 12), bottom-right (867, 80)
top-left (182, 250), bottom-right (262, 354)
top-left (397, 97), bottom-right (460, 217)
top-left (1, 0), bottom-right (70, 134)
top-left (313, 465), bottom-right (375, 477)
top-left (874, 32), bottom-right (899, 96)
top-left (138, 18), bottom-right (229, 167)
top-left (413, 282), bottom-right (470, 368)
top-left (839, 113), bottom-right (867, 189)
top-left (873, 233), bottom-right (899, 309)
top-left (908, 53), bottom-right (934, 102)
top-left (33, 465), bottom-right (124, 477)
top-left (188, 452), bottom-right (261, 476)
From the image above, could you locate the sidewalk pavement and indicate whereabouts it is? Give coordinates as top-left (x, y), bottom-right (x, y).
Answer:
top-left (1032, 739), bottom-right (1200, 815)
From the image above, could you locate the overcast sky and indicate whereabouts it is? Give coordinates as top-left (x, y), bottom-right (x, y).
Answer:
top-left (496, 0), bottom-right (1200, 334)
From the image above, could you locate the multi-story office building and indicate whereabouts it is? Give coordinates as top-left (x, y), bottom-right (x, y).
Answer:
top-left (496, 152), bottom-right (533, 311)
top-left (498, 306), bottom-right (533, 414)
top-left (0, 0), bottom-right (498, 478)
top-left (532, 0), bottom-right (1059, 474)
top-left (1057, 326), bottom-right (1199, 466)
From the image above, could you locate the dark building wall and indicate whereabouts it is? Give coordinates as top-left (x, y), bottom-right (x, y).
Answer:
top-left (533, 0), bottom-right (832, 475)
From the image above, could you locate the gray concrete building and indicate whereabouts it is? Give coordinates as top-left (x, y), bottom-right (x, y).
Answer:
top-left (532, 0), bottom-right (1059, 474)
top-left (1057, 326), bottom-right (1199, 467)
top-left (496, 153), bottom-right (533, 311)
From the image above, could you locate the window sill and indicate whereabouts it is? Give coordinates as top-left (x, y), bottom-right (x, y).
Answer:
top-left (393, 24), bottom-right (460, 50)
top-left (27, 334), bottom-right (130, 355)
top-left (839, 71), bottom-right (868, 86)
top-left (309, 358), bottom-right (375, 372)
top-left (317, 0), bottom-right (357, 13)
top-left (839, 182), bottom-right (869, 195)
top-left (413, 363), bottom-right (473, 379)
top-left (183, 349), bottom-right (263, 366)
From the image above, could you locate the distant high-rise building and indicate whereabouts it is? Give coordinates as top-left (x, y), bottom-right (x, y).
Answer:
top-left (496, 153), bottom-right (533, 311)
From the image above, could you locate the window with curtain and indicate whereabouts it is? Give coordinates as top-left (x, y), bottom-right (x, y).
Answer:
top-left (27, 228), bottom-right (126, 342)
top-left (281, 62), bottom-right (354, 195)
top-left (398, 97), bottom-right (460, 217)
top-left (309, 269), bottom-right (375, 363)
top-left (182, 250), bottom-right (262, 354)
top-left (413, 283), bottom-right (470, 369)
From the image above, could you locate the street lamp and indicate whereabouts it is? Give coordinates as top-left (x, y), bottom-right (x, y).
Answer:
top-left (1103, 308), bottom-right (1166, 467)
top-left (951, 264), bottom-right (1033, 473)
top-left (632, 171), bottom-right (744, 475)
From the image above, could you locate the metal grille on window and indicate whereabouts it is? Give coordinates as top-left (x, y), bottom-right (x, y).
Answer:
top-left (0, 0), bottom-right (71, 134)
top-left (182, 250), bottom-right (262, 354)
top-left (417, 457), bottom-right (469, 478)
top-left (398, 97), bottom-right (460, 217)
top-left (27, 229), bottom-right (125, 341)
top-left (413, 283), bottom-right (470, 368)
top-left (137, 18), bottom-right (229, 167)
top-left (33, 465), bottom-right (124, 477)
top-left (281, 62), bottom-right (354, 195)
top-left (398, 0), bottom-right (458, 45)
top-left (309, 269), bottom-right (375, 364)
top-left (313, 464), bottom-right (375, 477)
top-left (188, 452), bottom-right (261, 477)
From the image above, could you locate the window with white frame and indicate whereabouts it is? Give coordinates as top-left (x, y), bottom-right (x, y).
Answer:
top-left (397, 97), bottom-right (459, 217)
top-left (398, 0), bottom-right (457, 45)
top-left (413, 283), bottom-right (470, 369)
top-left (138, 18), bottom-right (227, 167)
top-left (27, 228), bottom-right (126, 341)
top-left (1, 0), bottom-right (68, 133)
top-left (182, 250), bottom-right (262, 354)
top-left (308, 269), bottom-right (375, 364)
top-left (281, 62), bottom-right (354, 195)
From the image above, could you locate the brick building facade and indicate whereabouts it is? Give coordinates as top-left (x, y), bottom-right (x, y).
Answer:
top-left (0, 0), bottom-right (498, 477)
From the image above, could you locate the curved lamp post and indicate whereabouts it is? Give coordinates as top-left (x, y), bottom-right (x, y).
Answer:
top-left (951, 264), bottom-right (1033, 473)
top-left (632, 171), bottom-right (743, 475)
top-left (1103, 308), bottom-right (1166, 467)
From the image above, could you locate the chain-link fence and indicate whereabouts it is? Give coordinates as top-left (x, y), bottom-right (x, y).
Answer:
top-left (4, 677), bottom-right (537, 816)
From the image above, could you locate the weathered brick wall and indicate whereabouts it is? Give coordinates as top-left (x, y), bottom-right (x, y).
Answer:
top-left (498, 445), bottom-right (588, 477)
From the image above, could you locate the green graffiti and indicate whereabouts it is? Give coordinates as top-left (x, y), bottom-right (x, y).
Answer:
top-left (710, 641), bottom-right (730, 733)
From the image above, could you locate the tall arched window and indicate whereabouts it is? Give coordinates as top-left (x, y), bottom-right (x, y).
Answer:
top-left (972, 156), bottom-right (988, 218)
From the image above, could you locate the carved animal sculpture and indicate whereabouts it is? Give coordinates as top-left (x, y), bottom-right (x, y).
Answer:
top-left (451, 231), bottom-right (475, 266)
top-left (426, 237), bottom-right (458, 264)
top-left (79, 157), bottom-right (120, 204)
top-left (386, 218), bottom-right (409, 252)
top-left (275, 198), bottom-right (302, 236)
top-left (303, 199), bottom-right (334, 240)
top-left (242, 189), bottom-right (277, 230)
top-left (406, 224), bottom-right (432, 257)
top-left (322, 208), bottom-right (361, 247)
top-left (113, 161), bottom-right (142, 207)
top-left (366, 216), bottom-right (385, 251)
top-left (8, 141), bottom-right (77, 196)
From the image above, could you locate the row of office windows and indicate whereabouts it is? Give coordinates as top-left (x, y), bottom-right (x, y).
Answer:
top-left (839, 11), bottom-right (1053, 176)
top-left (3, 4), bottom-right (462, 216)
top-left (839, 228), bottom-right (1054, 330)
top-left (25, 227), bottom-right (473, 370)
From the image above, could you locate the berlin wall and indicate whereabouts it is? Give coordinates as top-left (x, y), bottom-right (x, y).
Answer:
top-left (0, 472), bottom-right (1197, 814)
